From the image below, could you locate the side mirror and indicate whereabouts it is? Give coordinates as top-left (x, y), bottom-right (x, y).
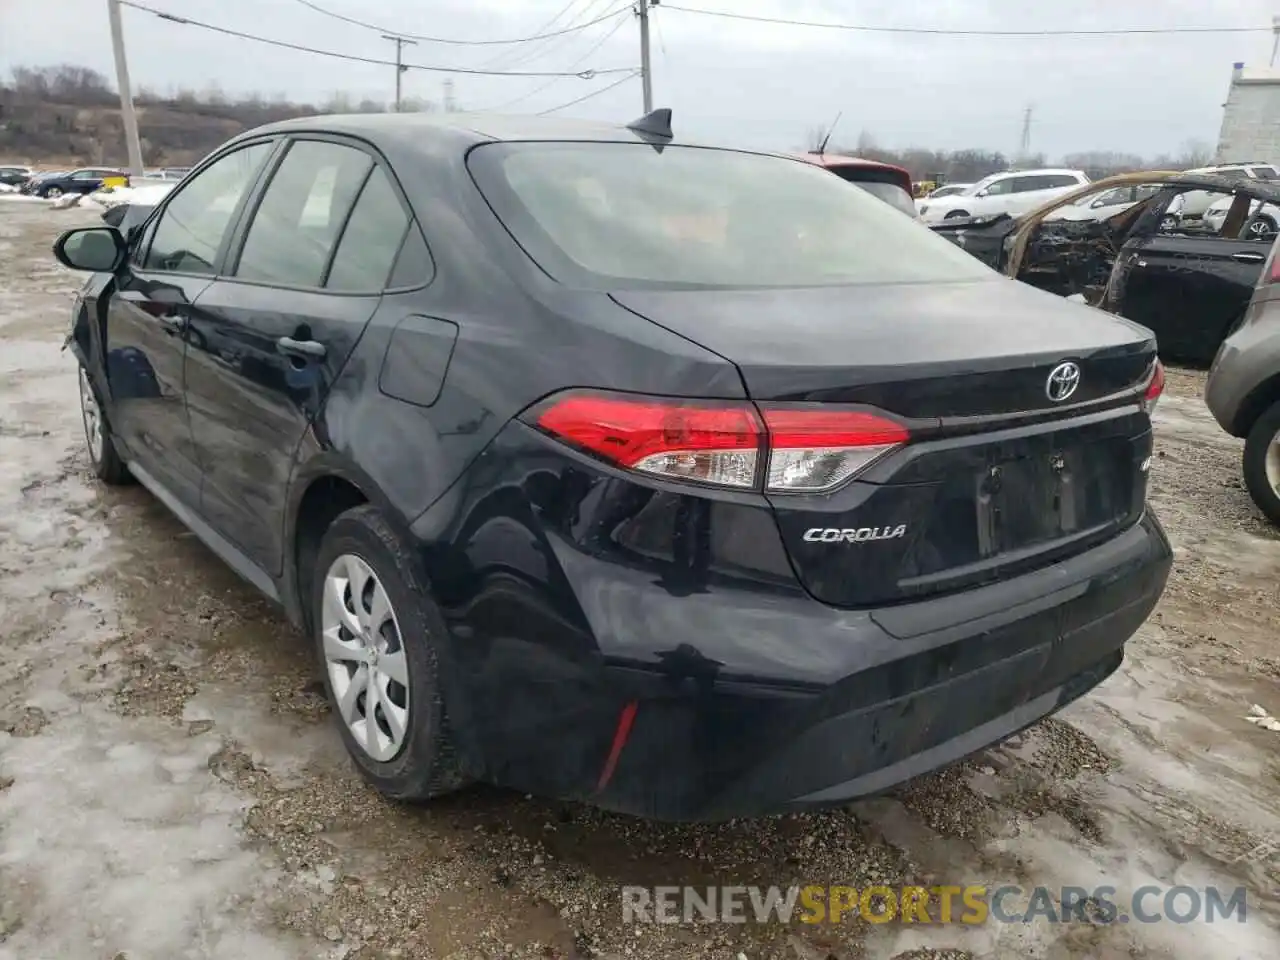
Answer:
top-left (53, 226), bottom-right (127, 273)
top-left (1090, 198), bottom-right (1106, 208)
top-left (976, 189), bottom-right (990, 198)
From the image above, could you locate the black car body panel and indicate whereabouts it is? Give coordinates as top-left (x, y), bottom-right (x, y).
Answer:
top-left (932, 172), bottom-right (1280, 364)
top-left (61, 113), bottom-right (1172, 820)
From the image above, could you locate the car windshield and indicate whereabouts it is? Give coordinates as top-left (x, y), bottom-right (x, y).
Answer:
top-left (468, 142), bottom-right (992, 289)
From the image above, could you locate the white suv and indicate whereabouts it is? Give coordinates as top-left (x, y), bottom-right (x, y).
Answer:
top-left (1167, 162), bottom-right (1280, 227)
top-left (917, 169), bottom-right (1090, 223)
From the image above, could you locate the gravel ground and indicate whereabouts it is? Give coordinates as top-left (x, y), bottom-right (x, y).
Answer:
top-left (1, 199), bottom-right (1278, 960)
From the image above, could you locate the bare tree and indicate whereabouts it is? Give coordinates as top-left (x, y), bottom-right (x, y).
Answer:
top-left (1176, 138), bottom-right (1212, 169)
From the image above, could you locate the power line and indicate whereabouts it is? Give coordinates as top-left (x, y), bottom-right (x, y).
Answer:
top-left (479, 0), bottom-right (624, 73)
top-left (118, 1), bottom-right (635, 77)
top-left (660, 4), bottom-right (1271, 36)
top-left (290, 0), bottom-right (630, 45)
top-left (481, 11), bottom-right (634, 112)
top-left (537, 71), bottom-right (639, 115)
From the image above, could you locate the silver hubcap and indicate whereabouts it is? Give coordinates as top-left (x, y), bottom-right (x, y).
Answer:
top-left (1251, 220), bottom-right (1274, 239)
top-left (79, 367), bottom-right (103, 464)
top-left (1266, 429), bottom-right (1280, 498)
top-left (46, 187), bottom-right (61, 198)
top-left (321, 554), bottom-right (410, 762)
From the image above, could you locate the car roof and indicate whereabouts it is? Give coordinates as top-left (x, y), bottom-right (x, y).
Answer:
top-left (986, 168), bottom-right (1085, 178)
top-left (243, 111), bottom-right (722, 151)
top-left (235, 111), bottom-right (850, 172)
top-left (1165, 171), bottom-right (1280, 202)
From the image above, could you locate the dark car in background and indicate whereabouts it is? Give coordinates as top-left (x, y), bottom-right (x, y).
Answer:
top-left (0, 165), bottom-right (33, 187)
top-left (22, 167), bottom-right (128, 199)
top-left (55, 111), bottom-right (1171, 821)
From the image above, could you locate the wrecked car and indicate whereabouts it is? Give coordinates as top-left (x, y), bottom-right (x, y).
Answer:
top-left (932, 172), bottom-right (1280, 365)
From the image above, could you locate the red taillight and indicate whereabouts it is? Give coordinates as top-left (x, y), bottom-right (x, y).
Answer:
top-left (530, 391), bottom-right (909, 492)
top-left (534, 393), bottom-right (762, 488)
top-left (1142, 359), bottom-right (1164, 413)
top-left (1269, 251), bottom-right (1280, 285)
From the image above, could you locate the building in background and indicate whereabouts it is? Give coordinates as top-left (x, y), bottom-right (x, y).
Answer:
top-left (1215, 62), bottom-right (1280, 167)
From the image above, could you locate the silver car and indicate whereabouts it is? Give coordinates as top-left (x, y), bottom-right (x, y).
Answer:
top-left (1205, 233), bottom-right (1280, 522)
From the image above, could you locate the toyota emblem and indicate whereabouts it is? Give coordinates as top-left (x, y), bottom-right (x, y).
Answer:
top-left (1046, 361), bottom-right (1081, 402)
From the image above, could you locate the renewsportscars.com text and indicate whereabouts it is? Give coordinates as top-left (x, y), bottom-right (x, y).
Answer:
top-left (621, 884), bottom-right (1248, 926)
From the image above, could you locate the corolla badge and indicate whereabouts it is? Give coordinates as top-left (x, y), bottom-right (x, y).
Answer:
top-left (803, 526), bottom-right (907, 543)
top-left (1045, 361), bottom-right (1081, 402)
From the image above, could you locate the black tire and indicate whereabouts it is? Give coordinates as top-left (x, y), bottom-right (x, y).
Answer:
top-left (78, 365), bottom-right (131, 485)
top-left (311, 504), bottom-right (469, 799)
top-left (1243, 399), bottom-right (1280, 525)
top-left (944, 209), bottom-right (969, 219)
top-left (1241, 215), bottom-right (1277, 242)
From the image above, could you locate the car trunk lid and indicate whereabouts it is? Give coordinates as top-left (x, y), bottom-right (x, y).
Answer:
top-left (610, 279), bottom-right (1158, 607)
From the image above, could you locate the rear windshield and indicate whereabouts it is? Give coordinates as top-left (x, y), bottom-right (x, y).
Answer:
top-left (467, 142), bottom-right (993, 290)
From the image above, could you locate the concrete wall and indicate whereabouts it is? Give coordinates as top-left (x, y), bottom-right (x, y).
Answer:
top-left (1215, 63), bottom-right (1280, 166)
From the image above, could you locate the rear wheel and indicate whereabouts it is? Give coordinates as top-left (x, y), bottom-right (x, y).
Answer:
top-left (79, 366), bottom-right (130, 484)
top-left (1243, 399), bottom-right (1280, 525)
top-left (312, 505), bottom-right (468, 799)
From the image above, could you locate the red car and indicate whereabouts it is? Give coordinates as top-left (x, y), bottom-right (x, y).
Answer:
top-left (799, 153), bottom-right (917, 217)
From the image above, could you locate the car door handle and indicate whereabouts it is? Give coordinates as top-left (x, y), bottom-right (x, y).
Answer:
top-left (1231, 251), bottom-right (1266, 263)
top-left (276, 336), bottom-right (327, 361)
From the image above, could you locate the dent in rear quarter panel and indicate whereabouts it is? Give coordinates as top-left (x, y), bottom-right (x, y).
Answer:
top-left (407, 419), bottom-right (813, 805)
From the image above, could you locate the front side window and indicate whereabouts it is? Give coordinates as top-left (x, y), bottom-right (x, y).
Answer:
top-left (235, 140), bottom-right (373, 288)
top-left (982, 177), bottom-right (1016, 196)
top-left (1042, 174), bottom-right (1083, 189)
top-left (468, 142), bottom-right (993, 289)
top-left (144, 141), bottom-right (274, 275)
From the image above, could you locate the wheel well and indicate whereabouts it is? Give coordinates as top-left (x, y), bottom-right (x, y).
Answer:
top-left (293, 475), bottom-right (368, 629)
top-left (1233, 373), bottom-right (1280, 437)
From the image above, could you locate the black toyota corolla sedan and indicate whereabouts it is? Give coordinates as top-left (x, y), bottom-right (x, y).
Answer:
top-left (55, 110), bottom-right (1172, 821)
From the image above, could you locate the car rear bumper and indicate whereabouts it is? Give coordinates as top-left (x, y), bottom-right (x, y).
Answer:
top-left (415, 427), bottom-right (1173, 822)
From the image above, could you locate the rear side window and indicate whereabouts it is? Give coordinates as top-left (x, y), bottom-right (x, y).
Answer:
top-left (1249, 166), bottom-right (1279, 180)
top-left (388, 224), bottom-right (433, 288)
top-left (235, 140), bottom-right (373, 288)
top-left (1041, 174), bottom-right (1083, 188)
top-left (325, 166), bottom-right (410, 292)
top-left (144, 141), bottom-right (274, 275)
top-left (467, 142), bottom-right (992, 289)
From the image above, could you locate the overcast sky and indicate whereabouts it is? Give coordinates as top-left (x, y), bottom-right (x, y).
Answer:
top-left (2, 0), bottom-right (1276, 158)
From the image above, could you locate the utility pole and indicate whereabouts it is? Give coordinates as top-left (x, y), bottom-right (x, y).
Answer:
top-left (443, 78), bottom-right (457, 113)
top-left (1270, 15), bottom-right (1280, 68)
top-left (107, 0), bottom-right (144, 177)
top-left (637, 0), bottom-right (655, 113)
top-left (1019, 104), bottom-right (1033, 164)
top-left (381, 34), bottom-right (417, 111)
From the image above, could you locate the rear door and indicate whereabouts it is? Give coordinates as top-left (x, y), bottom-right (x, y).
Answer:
top-left (1112, 191), bottom-right (1268, 362)
top-left (103, 140), bottom-right (277, 504)
top-left (184, 136), bottom-right (412, 574)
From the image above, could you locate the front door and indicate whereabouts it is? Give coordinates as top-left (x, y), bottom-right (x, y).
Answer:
top-left (104, 140), bottom-right (279, 504)
top-left (184, 138), bottom-right (412, 573)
